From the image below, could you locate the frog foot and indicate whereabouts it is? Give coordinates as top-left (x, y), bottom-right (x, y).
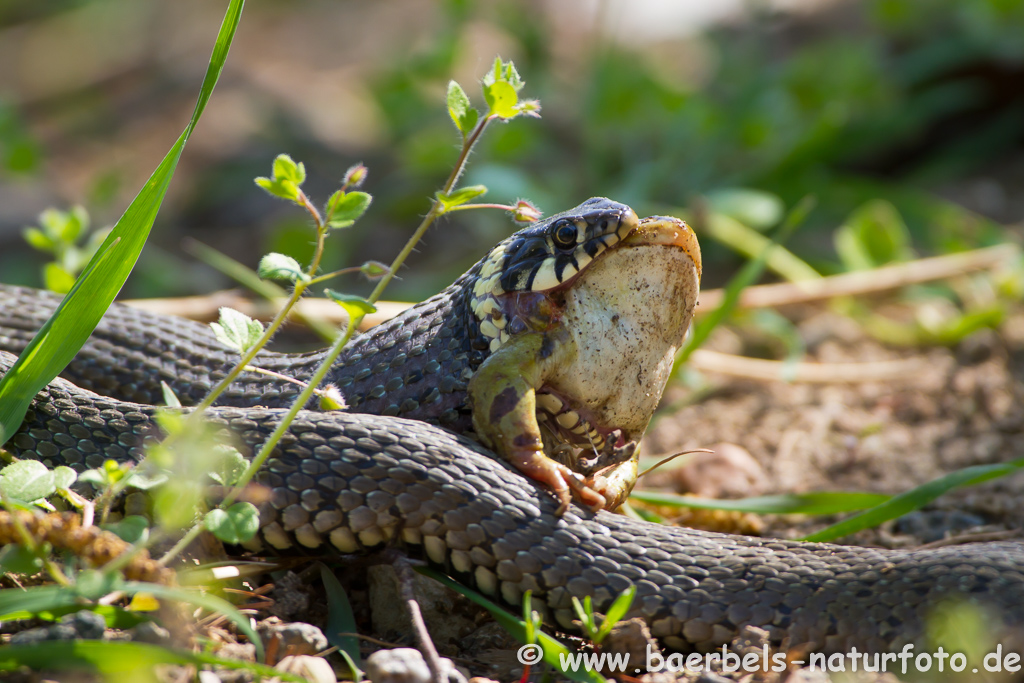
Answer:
top-left (511, 449), bottom-right (607, 516)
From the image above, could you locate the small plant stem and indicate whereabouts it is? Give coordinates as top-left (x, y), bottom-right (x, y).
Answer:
top-left (443, 202), bottom-right (515, 213)
top-left (159, 112), bottom-right (500, 566)
top-left (158, 312), bottom-right (364, 566)
top-left (298, 191), bottom-right (324, 230)
top-left (243, 365), bottom-right (312, 392)
top-left (307, 266), bottom-right (363, 286)
top-left (369, 115), bottom-right (494, 302)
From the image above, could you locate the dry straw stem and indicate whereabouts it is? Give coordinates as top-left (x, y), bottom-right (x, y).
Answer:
top-left (696, 243), bottom-right (1018, 312)
top-left (686, 349), bottom-right (936, 383)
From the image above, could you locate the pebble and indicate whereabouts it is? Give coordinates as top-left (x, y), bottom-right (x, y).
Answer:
top-left (258, 617), bottom-right (329, 663)
top-left (365, 648), bottom-right (466, 683)
top-left (275, 654), bottom-right (337, 683)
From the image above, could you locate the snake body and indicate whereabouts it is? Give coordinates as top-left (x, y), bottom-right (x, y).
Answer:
top-left (2, 197), bottom-right (1024, 655)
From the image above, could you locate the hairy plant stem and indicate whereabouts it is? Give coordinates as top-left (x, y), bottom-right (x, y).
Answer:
top-left (159, 117), bottom-right (497, 565)
top-left (369, 115), bottom-right (494, 302)
top-left (157, 312), bottom-right (362, 566)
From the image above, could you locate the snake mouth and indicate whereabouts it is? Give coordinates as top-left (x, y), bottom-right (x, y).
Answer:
top-left (623, 216), bottom-right (702, 277)
top-left (536, 214), bottom-right (701, 297)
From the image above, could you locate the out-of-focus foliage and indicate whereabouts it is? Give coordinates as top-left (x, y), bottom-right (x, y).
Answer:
top-left (0, 0), bottom-right (1022, 297)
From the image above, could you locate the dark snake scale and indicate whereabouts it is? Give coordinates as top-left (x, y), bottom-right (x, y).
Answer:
top-left (2, 221), bottom-right (1024, 656)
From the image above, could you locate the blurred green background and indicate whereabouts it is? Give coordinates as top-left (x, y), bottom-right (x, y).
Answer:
top-left (0, 0), bottom-right (1022, 301)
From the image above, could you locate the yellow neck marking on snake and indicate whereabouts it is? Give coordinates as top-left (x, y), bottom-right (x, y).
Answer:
top-left (471, 220), bottom-right (627, 354)
top-left (472, 244), bottom-right (511, 353)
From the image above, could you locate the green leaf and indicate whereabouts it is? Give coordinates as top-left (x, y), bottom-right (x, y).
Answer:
top-left (675, 195), bottom-right (815, 369)
top-left (210, 307), bottom-right (264, 354)
top-left (0, 0), bottom-right (245, 446)
top-left (153, 480), bottom-right (202, 530)
top-left (77, 468), bottom-right (111, 488)
top-left (325, 290), bottom-right (377, 318)
top-left (102, 516), bottom-right (150, 545)
top-left (0, 460), bottom-right (55, 502)
top-left (122, 469), bottom-right (168, 491)
top-left (272, 153), bottom-right (305, 186)
top-left (52, 466), bottom-right (76, 490)
top-left (204, 502), bottom-right (260, 544)
top-left (22, 227), bottom-right (54, 252)
top-left (0, 641), bottom-right (301, 681)
top-left (360, 260), bottom-right (389, 281)
top-left (208, 445), bottom-right (248, 487)
top-left (571, 596), bottom-right (596, 639)
top-left (803, 457), bottom-right (1024, 543)
top-left (447, 80), bottom-right (470, 127)
top-left (596, 585), bottom-right (637, 643)
top-left (629, 490), bottom-right (889, 515)
top-left (0, 544), bottom-right (43, 575)
top-left (484, 80), bottom-right (520, 119)
top-left (320, 563), bottom-right (362, 672)
top-left (326, 191), bottom-right (372, 229)
top-left (0, 584), bottom-right (81, 620)
top-left (160, 381), bottom-right (182, 408)
top-left (834, 199), bottom-right (913, 271)
top-left (436, 185), bottom-right (487, 211)
top-left (254, 176), bottom-right (300, 203)
top-left (257, 252), bottom-right (308, 283)
top-left (43, 263), bottom-right (76, 294)
top-left (447, 80), bottom-right (478, 135)
top-left (482, 57), bottom-right (524, 91)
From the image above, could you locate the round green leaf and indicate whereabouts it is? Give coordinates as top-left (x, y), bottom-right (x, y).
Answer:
top-left (102, 516), bottom-right (150, 545)
top-left (0, 461), bottom-right (56, 502)
top-left (0, 544), bottom-right (44, 575)
top-left (209, 445), bottom-right (248, 487)
top-left (257, 253), bottom-right (307, 283)
top-left (53, 466), bottom-right (77, 490)
top-left (205, 502), bottom-right (260, 544)
top-left (484, 80), bottom-right (519, 119)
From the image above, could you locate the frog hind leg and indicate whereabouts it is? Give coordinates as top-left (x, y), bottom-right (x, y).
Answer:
top-left (468, 330), bottom-right (606, 515)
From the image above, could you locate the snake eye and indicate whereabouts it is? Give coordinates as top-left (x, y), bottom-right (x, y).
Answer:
top-left (553, 222), bottom-right (577, 250)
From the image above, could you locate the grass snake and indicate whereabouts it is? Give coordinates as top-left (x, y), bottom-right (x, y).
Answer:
top-left (1, 198), bottom-right (1022, 655)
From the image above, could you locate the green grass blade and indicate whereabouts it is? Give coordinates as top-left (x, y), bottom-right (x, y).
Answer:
top-left (674, 195), bottom-right (816, 370)
top-left (121, 580), bottom-right (263, 660)
top-left (185, 237), bottom-right (285, 299)
top-left (0, 584), bottom-right (81, 620)
top-left (187, 0), bottom-right (245, 136)
top-left (185, 238), bottom-right (339, 341)
top-left (0, 641), bottom-right (304, 681)
top-left (703, 212), bottom-right (821, 283)
top-left (0, 0), bottom-right (245, 445)
top-left (803, 457), bottom-right (1024, 542)
top-left (319, 562), bottom-right (362, 671)
top-left (417, 567), bottom-right (604, 683)
top-left (629, 490), bottom-right (889, 515)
